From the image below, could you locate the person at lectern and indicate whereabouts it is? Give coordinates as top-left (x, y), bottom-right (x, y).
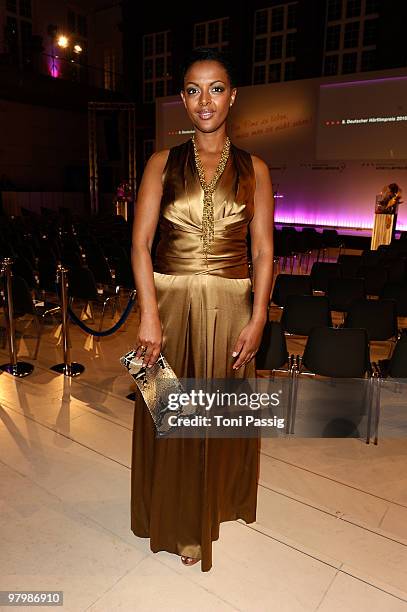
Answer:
top-left (371, 182), bottom-right (403, 249)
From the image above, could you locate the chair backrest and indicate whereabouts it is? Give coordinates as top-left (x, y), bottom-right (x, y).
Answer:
top-left (321, 229), bottom-right (339, 247)
top-left (380, 282), bottom-right (407, 317)
top-left (302, 326), bottom-right (370, 377)
top-left (68, 266), bottom-right (98, 300)
top-left (384, 258), bottom-right (406, 284)
top-left (326, 277), bottom-right (366, 312)
top-left (12, 256), bottom-right (37, 290)
top-left (281, 294), bottom-right (332, 336)
top-left (11, 274), bottom-right (36, 317)
top-left (85, 248), bottom-right (113, 285)
top-left (277, 227), bottom-right (297, 255)
top-left (62, 250), bottom-right (83, 269)
top-left (392, 240), bottom-right (407, 257)
top-left (356, 264), bottom-right (388, 296)
top-left (301, 227), bottom-right (322, 249)
top-left (0, 240), bottom-right (16, 259)
top-left (19, 243), bottom-right (36, 268)
top-left (310, 262), bottom-right (340, 292)
top-left (114, 255), bottom-right (134, 289)
top-left (291, 232), bottom-right (309, 253)
top-left (361, 249), bottom-right (383, 266)
top-left (38, 258), bottom-right (58, 293)
top-left (388, 332), bottom-right (407, 377)
top-left (337, 254), bottom-right (362, 278)
top-left (271, 274), bottom-right (312, 307)
top-left (281, 227), bottom-right (297, 237)
top-left (344, 298), bottom-right (398, 340)
top-left (256, 320), bottom-right (289, 370)
top-left (377, 244), bottom-right (392, 256)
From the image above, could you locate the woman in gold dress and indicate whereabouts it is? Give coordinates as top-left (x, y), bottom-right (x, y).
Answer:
top-left (130, 48), bottom-right (274, 571)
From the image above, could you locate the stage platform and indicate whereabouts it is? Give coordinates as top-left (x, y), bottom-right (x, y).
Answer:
top-left (275, 222), bottom-right (405, 251)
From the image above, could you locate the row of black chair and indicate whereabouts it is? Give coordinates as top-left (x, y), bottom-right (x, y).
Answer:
top-left (256, 322), bottom-right (407, 443)
top-left (0, 275), bottom-right (61, 359)
top-left (279, 294), bottom-right (399, 352)
top-left (0, 268), bottom-right (124, 360)
top-left (273, 255), bottom-right (407, 295)
top-left (273, 227), bottom-right (407, 273)
top-left (271, 272), bottom-right (407, 317)
top-left (274, 227), bottom-right (345, 273)
top-left (0, 213), bottom-right (134, 296)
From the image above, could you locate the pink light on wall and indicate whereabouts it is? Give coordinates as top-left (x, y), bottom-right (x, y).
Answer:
top-left (48, 56), bottom-right (60, 78)
top-left (274, 211), bottom-right (373, 229)
top-left (272, 192), bottom-right (407, 230)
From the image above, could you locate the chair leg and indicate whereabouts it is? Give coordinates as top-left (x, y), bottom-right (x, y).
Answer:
top-left (285, 360), bottom-right (293, 435)
top-left (0, 324), bottom-right (6, 349)
top-left (96, 299), bottom-right (110, 342)
top-left (289, 356), bottom-right (300, 434)
top-left (115, 292), bottom-right (122, 318)
top-left (88, 301), bottom-right (95, 323)
top-left (306, 251), bottom-right (312, 274)
top-left (113, 292), bottom-right (121, 319)
top-left (289, 370), bottom-right (298, 435)
top-left (98, 304), bottom-right (107, 331)
top-left (287, 360), bottom-right (297, 434)
top-left (387, 338), bottom-right (397, 360)
top-left (365, 376), bottom-right (374, 444)
top-left (373, 378), bottom-right (381, 445)
top-left (33, 316), bottom-right (44, 361)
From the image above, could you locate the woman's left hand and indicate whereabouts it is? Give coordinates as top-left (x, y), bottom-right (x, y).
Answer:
top-left (232, 318), bottom-right (266, 370)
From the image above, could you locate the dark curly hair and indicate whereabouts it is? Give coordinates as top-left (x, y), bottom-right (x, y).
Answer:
top-left (180, 47), bottom-right (237, 89)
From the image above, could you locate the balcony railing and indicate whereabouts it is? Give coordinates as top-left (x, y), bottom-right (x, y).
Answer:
top-left (41, 52), bottom-right (124, 92)
top-left (0, 49), bottom-right (124, 94)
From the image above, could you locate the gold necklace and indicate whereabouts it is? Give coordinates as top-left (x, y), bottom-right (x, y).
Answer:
top-left (191, 134), bottom-right (231, 262)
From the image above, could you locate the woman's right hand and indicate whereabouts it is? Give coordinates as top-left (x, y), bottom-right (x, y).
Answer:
top-left (135, 312), bottom-right (162, 367)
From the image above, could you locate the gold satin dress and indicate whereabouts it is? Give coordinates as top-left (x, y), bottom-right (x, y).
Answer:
top-left (130, 139), bottom-right (260, 572)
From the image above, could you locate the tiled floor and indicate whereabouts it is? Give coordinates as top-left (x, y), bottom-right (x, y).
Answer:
top-left (1, 251), bottom-right (407, 611)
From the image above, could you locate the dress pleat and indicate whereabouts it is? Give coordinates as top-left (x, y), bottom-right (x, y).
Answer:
top-left (131, 273), bottom-right (260, 571)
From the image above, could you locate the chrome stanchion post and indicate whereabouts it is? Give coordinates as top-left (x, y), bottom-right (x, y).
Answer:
top-left (0, 257), bottom-right (34, 377)
top-left (51, 264), bottom-right (85, 377)
top-left (115, 199), bottom-right (128, 221)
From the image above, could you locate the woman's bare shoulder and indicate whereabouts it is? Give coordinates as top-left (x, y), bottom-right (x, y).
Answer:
top-left (146, 149), bottom-right (171, 174)
top-left (250, 154), bottom-right (270, 176)
top-left (250, 155), bottom-right (271, 190)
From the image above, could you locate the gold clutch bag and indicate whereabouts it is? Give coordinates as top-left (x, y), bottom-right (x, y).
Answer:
top-left (120, 350), bottom-right (184, 436)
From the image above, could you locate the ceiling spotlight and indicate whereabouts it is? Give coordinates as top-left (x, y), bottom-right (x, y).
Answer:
top-left (57, 35), bottom-right (69, 48)
top-left (73, 44), bottom-right (83, 54)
